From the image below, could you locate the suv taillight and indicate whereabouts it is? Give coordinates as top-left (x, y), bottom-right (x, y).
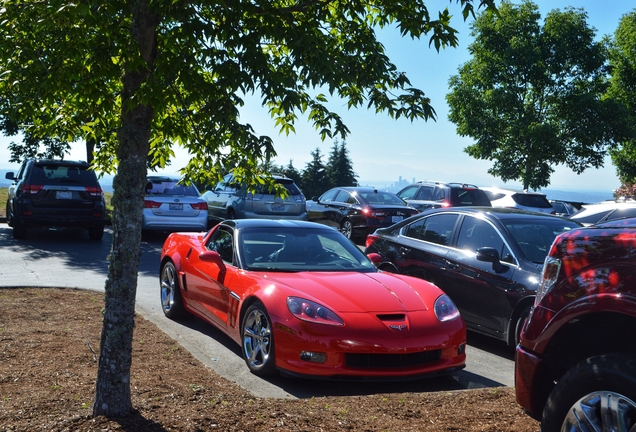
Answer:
top-left (20, 184), bottom-right (43, 194)
top-left (536, 256), bottom-right (562, 306)
top-left (85, 186), bottom-right (103, 197)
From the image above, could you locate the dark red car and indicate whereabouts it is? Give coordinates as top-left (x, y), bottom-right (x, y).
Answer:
top-left (515, 218), bottom-right (636, 431)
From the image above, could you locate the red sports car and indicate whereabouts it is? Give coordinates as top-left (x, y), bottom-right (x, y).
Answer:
top-left (160, 219), bottom-right (466, 379)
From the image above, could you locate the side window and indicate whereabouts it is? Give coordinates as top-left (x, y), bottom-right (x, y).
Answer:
top-left (206, 227), bottom-right (234, 264)
top-left (16, 162), bottom-right (28, 180)
top-left (318, 189), bottom-right (339, 203)
top-left (420, 214), bottom-right (459, 246)
top-left (333, 190), bottom-right (352, 204)
top-left (606, 207), bottom-right (636, 222)
top-left (397, 186), bottom-right (419, 200)
top-left (457, 217), bottom-right (514, 264)
top-left (403, 218), bottom-right (426, 239)
top-left (415, 186), bottom-right (434, 201)
top-left (432, 187), bottom-right (446, 201)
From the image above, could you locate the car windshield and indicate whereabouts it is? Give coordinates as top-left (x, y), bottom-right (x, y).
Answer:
top-left (504, 219), bottom-right (581, 264)
top-left (32, 164), bottom-right (98, 185)
top-left (512, 194), bottom-right (552, 208)
top-left (450, 188), bottom-right (491, 206)
top-left (359, 191), bottom-right (405, 206)
top-left (146, 179), bottom-right (199, 197)
top-left (239, 227), bottom-right (377, 272)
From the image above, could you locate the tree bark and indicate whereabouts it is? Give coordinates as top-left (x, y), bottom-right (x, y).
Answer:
top-left (93, 0), bottom-right (159, 418)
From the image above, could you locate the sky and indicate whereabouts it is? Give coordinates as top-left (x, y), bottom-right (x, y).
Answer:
top-left (0, 0), bottom-right (632, 195)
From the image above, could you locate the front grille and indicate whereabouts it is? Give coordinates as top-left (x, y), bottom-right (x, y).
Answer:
top-left (345, 350), bottom-right (441, 369)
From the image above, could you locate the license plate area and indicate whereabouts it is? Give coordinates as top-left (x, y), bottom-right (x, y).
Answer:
top-left (169, 203), bottom-right (183, 211)
top-left (271, 202), bottom-right (285, 212)
top-left (56, 191), bottom-right (72, 199)
top-left (391, 216), bottom-right (403, 223)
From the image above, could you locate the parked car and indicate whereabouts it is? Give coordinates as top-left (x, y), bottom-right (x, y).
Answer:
top-left (396, 181), bottom-right (491, 211)
top-left (515, 218), bottom-right (636, 431)
top-left (568, 200), bottom-right (636, 226)
top-left (159, 219), bottom-right (466, 379)
top-left (202, 173), bottom-right (307, 223)
top-left (142, 176), bottom-right (208, 233)
top-left (548, 199), bottom-right (582, 217)
top-left (365, 207), bottom-right (582, 346)
top-left (482, 187), bottom-right (555, 214)
top-left (307, 187), bottom-right (419, 241)
top-left (5, 159), bottom-right (106, 240)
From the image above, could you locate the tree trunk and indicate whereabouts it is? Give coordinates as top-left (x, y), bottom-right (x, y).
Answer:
top-left (93, 0), bottom-right (159, 418)
top-left (86, 138), bottom-right (95, 165)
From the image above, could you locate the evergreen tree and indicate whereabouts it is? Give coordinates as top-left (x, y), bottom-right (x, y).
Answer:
top-left (325, 139), bottom-right (358, 188)
top-left (300, 148), bottom-right (328, 199)
top-left (283, 159), bottom-right (302, 184)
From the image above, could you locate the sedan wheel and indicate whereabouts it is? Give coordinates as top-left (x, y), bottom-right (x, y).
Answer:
top-left (541, 354), bottom-right (636, 432)
top-left (340, 219), bottom-right (353, 239)
top-left (241, 301), bottom-right (276, 376)
top-left (160, 261), bottom-right (184, 319)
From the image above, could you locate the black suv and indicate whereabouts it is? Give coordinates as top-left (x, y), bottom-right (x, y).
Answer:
top-left (5, 159), bottom-right (106, 240)
top-left (396, 181), bottom-right (491, 211)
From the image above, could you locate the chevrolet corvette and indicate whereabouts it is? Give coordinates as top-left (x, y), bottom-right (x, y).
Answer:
top-left (160, 219), bottom-right (466, 379)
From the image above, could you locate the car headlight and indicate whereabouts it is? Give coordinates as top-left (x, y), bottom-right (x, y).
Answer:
top-left (434, 294), bottom-right (461, 322)
top-left (286, 297), bottom-right (344, 326)
top-left (536, 256), bottom-right (562, 306)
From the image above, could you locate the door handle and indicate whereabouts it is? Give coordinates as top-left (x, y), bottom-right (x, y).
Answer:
top-left (399, 247), bottom-right (411, 256)
top-left (445, 260), bottom-right (459, 270)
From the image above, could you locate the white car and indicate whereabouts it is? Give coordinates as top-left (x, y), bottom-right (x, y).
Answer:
top-left (481, 187), bottom-right (555, 214)
top-left (142, 176), bottom-right (209, 233)
top-left (568, 200), bottom-right (636, 226)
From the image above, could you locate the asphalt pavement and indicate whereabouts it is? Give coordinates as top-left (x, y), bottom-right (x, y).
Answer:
top-left (0, 223), bottom-right (515, 399)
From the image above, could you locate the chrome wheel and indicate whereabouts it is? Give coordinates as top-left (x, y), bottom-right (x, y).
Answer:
top-left (241, 302), bottom-right (275, 376)
top-left (561, 391), bottom-right (636, 432)
top-left (160, 261), bottom-right (184, 318)
top-left (340, 219), bottom-right (353, 239)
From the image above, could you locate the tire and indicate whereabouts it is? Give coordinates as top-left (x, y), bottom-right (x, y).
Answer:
top-left (241, 301), bottom-right (276, 376)
top-left (6, 203), bottom-right (13, 227)
top-left (227, 209), bottom-right (236, 220)
top-left (88, 224), bottom-right (104, 240)
top-left (541, 353), bottom-right (636, 432)
top-left (160, 261), bottom-right (185, 319)
top-left (513, 306), bottom-right (531, 347)
top-left (12, 218), bottom-right (27, 239)
top-left (340, 219), bottom-right (353, 239)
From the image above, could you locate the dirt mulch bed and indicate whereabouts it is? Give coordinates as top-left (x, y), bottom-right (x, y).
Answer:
top-left (0, 288), bottom-right (540, 431)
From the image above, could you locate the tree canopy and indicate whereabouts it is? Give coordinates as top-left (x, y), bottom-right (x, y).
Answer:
top-left (608, 10), bottom-right (636, 188)
top-left (446, 0), bottom-right (631, 190)
top-left (0, 0), bottom-right (496, 418)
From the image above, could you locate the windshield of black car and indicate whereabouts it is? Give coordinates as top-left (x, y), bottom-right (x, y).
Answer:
top-left (504, 219), bottom-right (581, 264)
top-left (239, 227), bottom-right (376, 272)
top-left (32, 164), bottom-right (99, 185)
top-left (359, 191), bottom-right (406, 206)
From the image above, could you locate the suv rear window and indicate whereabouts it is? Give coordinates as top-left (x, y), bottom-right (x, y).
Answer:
top-left (512, 194), bottom-right (552, 208)
top-left (31, 163), bottom-right (99, 185)
top-left (256, 178), bottom-right (302, 196)
top-left (450, 188), bottom-right (491, 206)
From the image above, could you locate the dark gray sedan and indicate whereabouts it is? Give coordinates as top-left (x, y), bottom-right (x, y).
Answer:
top-left (365, 207), bottom-right (582, 346)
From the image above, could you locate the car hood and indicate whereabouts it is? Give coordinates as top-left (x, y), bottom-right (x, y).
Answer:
top-left (262, 272), bottom-right (436, 313)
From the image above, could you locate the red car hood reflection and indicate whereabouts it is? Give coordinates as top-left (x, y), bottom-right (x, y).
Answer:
top-left (261, 272), bottom-right (430, 313)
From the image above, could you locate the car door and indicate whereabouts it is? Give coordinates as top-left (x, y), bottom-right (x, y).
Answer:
top-left (185, 226), bottom-right (238, 330)
top-left (440, 215), bottom-right (517, 337)
top-left (204, 174), bottom-right (240, 220)
top-left (390, 213), bottom-right (460, 289)
top-left (307, 188), bottom-right (340, 228)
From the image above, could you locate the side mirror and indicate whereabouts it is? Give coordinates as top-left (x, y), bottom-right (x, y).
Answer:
top-left (311, 196), bottom-right (319, 202)
top-left (198, 251), bottom-right (227, 282)
top-left (366, 252), bottom-right (382, 266)
top-left (5, 172), bottom-right (15, 181)
top-left (476, 247), bottom-right (506, 273)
